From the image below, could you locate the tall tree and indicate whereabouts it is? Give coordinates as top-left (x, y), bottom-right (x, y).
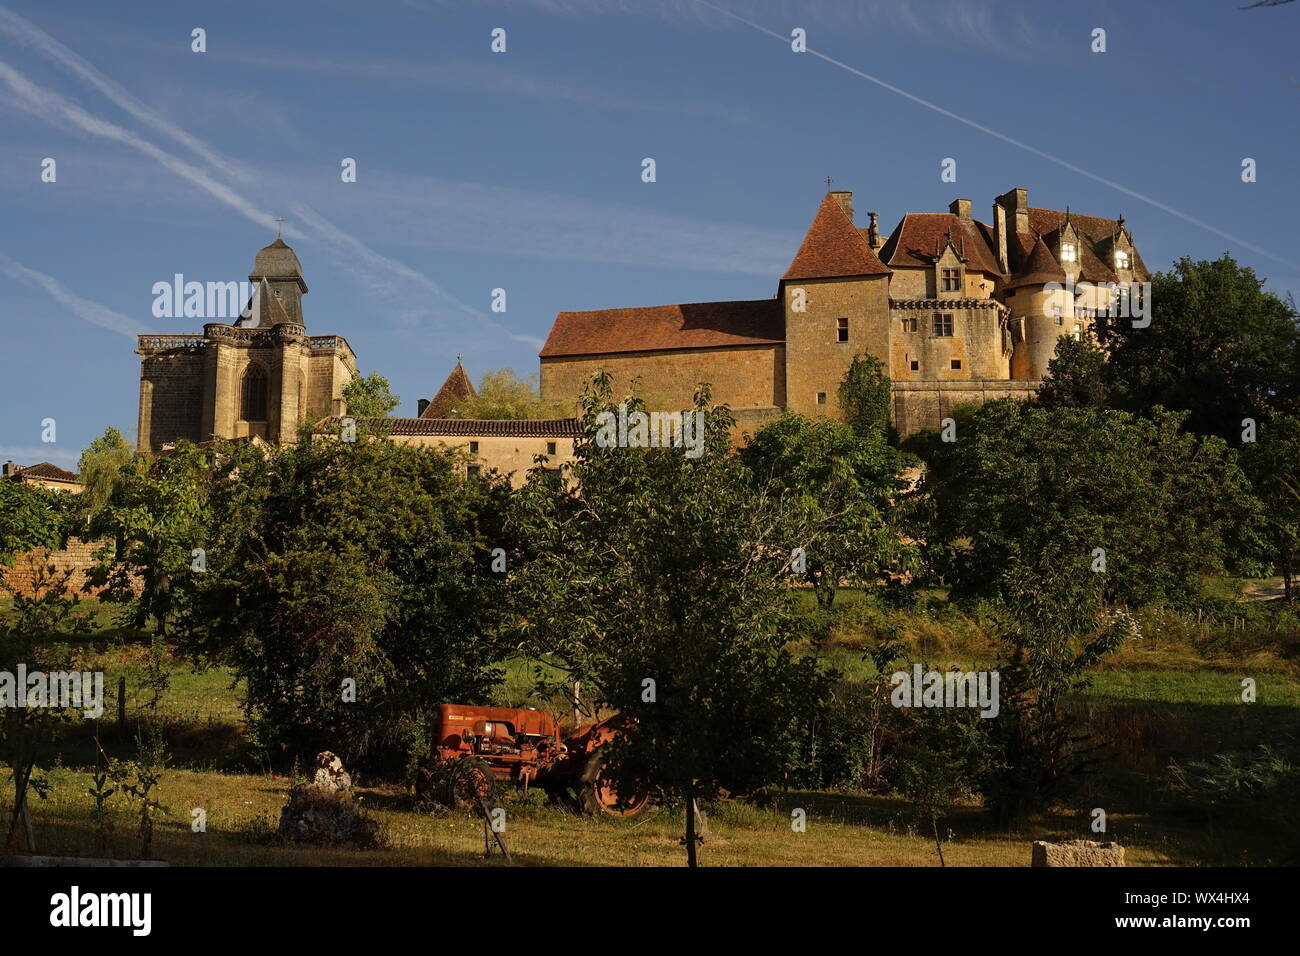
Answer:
top-left (837, 352), bottom-right (894, 439)
top-left (342, 371), bottom-right (401, 418)
top-left (1036, 336), bottom-right (1110, 410)
top-left (510, 374), bottom-right (833, 866)
top-left (454, 369), bottom-right (568, 420)
top-left (1241, 413), bottom-right (1300, 602)
top-left (741, 410), bottom-right (915, 613)
top-left (1095, 254), bottom-right (1300, 440)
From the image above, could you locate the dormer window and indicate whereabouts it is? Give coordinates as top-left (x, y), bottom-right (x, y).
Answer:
top-left (1115, 250), bottom-right (1130, 271)
top-left (1061, 242), bottom-right (1077, 263)
top-left (940, 268), bottom-right (961, 292)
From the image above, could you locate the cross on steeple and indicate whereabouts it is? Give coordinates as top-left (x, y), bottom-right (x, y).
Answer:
top-left (273, 217), bottom-right (285, 238)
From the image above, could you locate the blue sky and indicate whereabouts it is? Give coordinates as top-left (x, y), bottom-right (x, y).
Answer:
top-left (2, 0), bottom-right (1297, 467)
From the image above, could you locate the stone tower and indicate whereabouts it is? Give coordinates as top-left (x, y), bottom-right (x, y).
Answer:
top-left (136, 236), bottom-right (357, 452)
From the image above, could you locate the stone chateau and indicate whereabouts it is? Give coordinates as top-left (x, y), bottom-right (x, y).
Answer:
top-left (134, 186), bottom-right (1146, 481)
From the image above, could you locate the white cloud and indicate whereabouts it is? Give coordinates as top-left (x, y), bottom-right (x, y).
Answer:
top-left (0, 252), bottom-right (148, 338)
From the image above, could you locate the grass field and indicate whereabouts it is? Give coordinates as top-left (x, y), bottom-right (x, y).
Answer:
top-left (3, 587), bottom-right (1298, 866)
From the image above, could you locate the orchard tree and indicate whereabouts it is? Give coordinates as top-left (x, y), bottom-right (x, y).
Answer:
top-left (510, 374), bottom-right (833, 866)
top-left (741, 410), bottom-right (915, 614)
top-left (178, 430), bottom-right (514, 767)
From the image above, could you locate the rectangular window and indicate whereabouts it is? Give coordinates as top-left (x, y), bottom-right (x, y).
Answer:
top-left (1061, 242), bottom-right (1077, 263)
top-left (901, 316), bottom-right (918, 333)
top-left (837, 317), bottom-right (849, 342)
top-left (950, 359), bottom-right (962, 370)
top-left (941, 268), bottom-right (961, 292)
top-left (546, 441), bottom-right (557, 455)
top-left (816, 392), bottom-right (827, 405)
top-left (466, 465), bottom-right (481, 479)
top-left (909, 360), bottom-right (919, 371)
top-left (469, 441), bottom-right (479, 454)
top-left (1115, 250), bottom-right (1130, 271)
top-left (932, 313), bottom-right (953, 336)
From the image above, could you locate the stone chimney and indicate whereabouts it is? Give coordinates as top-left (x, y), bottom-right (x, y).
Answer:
top-left (867, 211), bottom-right (880, 249)
top-left (949, 198), bottom-right (972, 221)
top-left (993, 202), bottom-right (1009, 273)
top-left (417, 398), bottom-right (430, 417)
top-left (830, 190), bottom-right (853, 224)
top-left (997, 187), bottom-right (1030, 236)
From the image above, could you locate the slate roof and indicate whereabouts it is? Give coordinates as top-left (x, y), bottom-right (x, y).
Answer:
top-left (782, 193), bottom-right (891, 281)
top-left (1024, 208), bottom-right (1148, 283)
top-left (540, 299), bottom-right (784, 358)
top-left (1003, 235), bottom-right (1067, 290)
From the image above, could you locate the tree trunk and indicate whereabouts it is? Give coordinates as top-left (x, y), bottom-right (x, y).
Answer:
top-left (684, 789), bottom-right (698, 868)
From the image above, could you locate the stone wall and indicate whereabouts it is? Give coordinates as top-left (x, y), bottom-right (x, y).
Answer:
top-left (0, 537), bottom-right (108, 598)
top-left (892, 379), bottom-right (1040, 437)
top-left (540, 344), bottom-right (784, 415)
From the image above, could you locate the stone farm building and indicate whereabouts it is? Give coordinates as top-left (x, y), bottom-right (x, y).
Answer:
top-left (134, 186), bottom-right (1146, 481)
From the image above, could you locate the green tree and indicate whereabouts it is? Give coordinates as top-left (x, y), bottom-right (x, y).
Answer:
top-left (741, 410), bottom-right (915, 615)
top-left (76, 427), bottom-right (135, 518)
top-left (342, 371), bottom-right (400, 418)
top-left (837, 352), bottom-right (894, 439)
top-left (1241, 413), bottom-right (1300, 602)
top-left (178, 433), bottom-right (513, 767)
top-left (1095, 254), bottom-right (1300, 440)
top-left (83, 443), bottom-right (212, 636)
top-left (454, 368), bottom-right (569, 420)
top-left (0, 480), bottom-right (72, 567)
top-left (1036, 336), bottom-right (1110, 410)
top-left (921, 400), bottom-right (1255, 610)
top-left (510, 373), bottom-right (833, 866)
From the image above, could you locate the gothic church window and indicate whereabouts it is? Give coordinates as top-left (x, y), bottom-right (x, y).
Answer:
top-left (240, 364), bottom-right (269, 422)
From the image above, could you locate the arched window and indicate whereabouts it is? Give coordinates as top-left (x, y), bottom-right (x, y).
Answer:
top-left (241, 364), bottom-right (269, 422)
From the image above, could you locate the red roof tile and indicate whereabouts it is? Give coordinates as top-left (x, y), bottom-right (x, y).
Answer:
top-left (322, 417), bottom-right (581, 438)
top-left (1004, 235), bottom-right (1067, 290)
top-left (421, 361), bottom-right (476, 418)
top-left (782, 194), bottom-right (891, 281)
top-left (878, 213), bottom-right (1003, 276)
top-left (540, 299), bottom-right (783, 358)
top-left (11, 462), bottom-right (80, 483)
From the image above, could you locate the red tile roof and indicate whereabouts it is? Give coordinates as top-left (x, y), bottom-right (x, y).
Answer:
top-left (878, 213), bottom-right (1003, 276)
top-left (10, 462), bottom-right (80, 483)
top-left (322, 417), bottom-right (582, 438)
top-left (1004, 235), bottom-right (1067, 290)
top-left (421, 361), bottom-right (476, 418)
top-left (540, 298), bottom-right (783, 358)
top-left (1026, 208), bottom-right (1148, 282)
top-left (782, 194), bottom-right (891, 281)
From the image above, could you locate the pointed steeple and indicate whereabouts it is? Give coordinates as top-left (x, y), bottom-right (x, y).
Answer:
top-left (1004, 234), bottom-right (1066, 290)
top-left (420, 359), bottom-right (477, 419)
top-left (249, 234), bottom-right (308, 326)
top-left (782, 193), bottom-right (891, 281)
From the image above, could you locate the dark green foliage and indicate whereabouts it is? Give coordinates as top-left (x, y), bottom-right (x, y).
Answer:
top-left (837, 352), bottom-right (894, 440)
top-left (177, 435), bottom-right (513, 769)
top-left (1240, 413), bottom-right (1300, 601)
top-left (0, 479), bottom-right (73, 567)
top-left (921, 400), bottom-right (1255, 610)
top-left (742, 411), bottom-right (915, 614)
top-left (1037, 336), bottom-right (1110, 410)
top-left (1095, 254), bottom-right (1300, 441)
top-left (509, 373), bottom-right (834, 863)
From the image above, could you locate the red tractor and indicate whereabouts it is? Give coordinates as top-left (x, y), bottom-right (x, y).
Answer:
top-left (414, 703), bottom-right (649, 818)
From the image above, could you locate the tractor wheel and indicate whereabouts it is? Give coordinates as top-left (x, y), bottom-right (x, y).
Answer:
top-left (577, 751), bottom-right (651, 818)
top-left (447, 758), bottom-right (497, 811)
